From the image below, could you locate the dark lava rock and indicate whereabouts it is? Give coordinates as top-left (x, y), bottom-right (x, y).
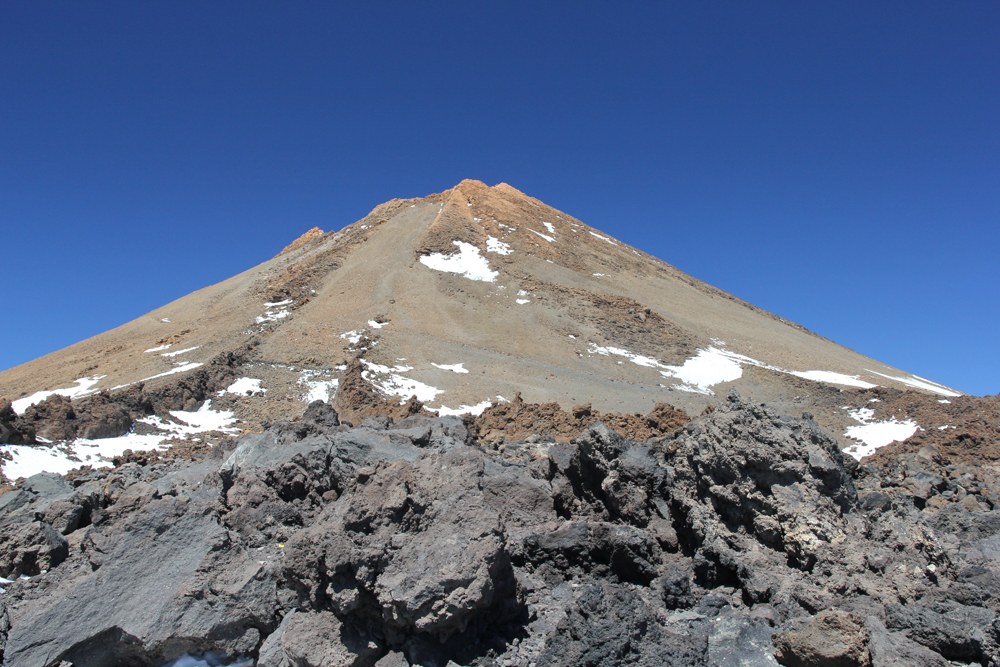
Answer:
top-left (2, 394), bottom-right (999, 667)
top-left (537, 583), bottom-right (707, 667)
top-left (0, 400), bottom-right (33, 445)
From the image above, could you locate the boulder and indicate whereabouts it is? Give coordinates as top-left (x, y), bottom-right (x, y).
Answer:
top-left (772, 609), bottom-right (871, 667)
top-left (864, 616), bottom-right (948, 667)
top-left (0, 520), bottom-right (68, 578)
top-left (2, 498), bottom-right (277, 667)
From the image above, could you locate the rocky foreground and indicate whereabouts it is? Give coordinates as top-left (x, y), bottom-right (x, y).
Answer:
top-left (2, 393), bottom-right (999, 667)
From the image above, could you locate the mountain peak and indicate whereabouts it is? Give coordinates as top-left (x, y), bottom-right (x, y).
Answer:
top-left (278, 226), bottom-right (326, 256)
top-left (0, 182), bottom-right (964, 482)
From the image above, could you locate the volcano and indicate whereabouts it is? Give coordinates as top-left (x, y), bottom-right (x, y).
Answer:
top-left (0, 180), bottom-right (962, 478)
top-left (4, 181), bottom-right (1000, 667)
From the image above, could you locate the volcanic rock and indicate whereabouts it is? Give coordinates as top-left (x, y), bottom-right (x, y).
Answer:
top-left (1, 393), bottom-right (995, 666)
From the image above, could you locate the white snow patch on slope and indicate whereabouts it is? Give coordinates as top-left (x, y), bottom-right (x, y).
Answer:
top-left (589, 231), bottom-right (617, 245)
top-left (340, 330), bottom-right (363, 344)
top-left (2, 401), bottom-right (239, 479)
top-left (527, 229), bottom-right (555, 243)
top-left (866, 370), bottom-right (961, 397)
top-left (225, 377), bottom-right (265, 395)
top-left (361, 360), bottom-right (443, 403)
top-left (789, 370), bottom-right (877, 389)
top-left (162, 346), bottom-right (201, 357)
top-left (542, 222), bottom-right (556, 235)
top-left (297, 369), bottom-right (339, 403)
top-left (432, 400), bottom-right (493, 417)
top-left (486, 236), bottom-right (513, 255)
top-left (1, 445), bottom-right (87, 478)
top-left (257, 310), bottom-right (290, 324)
top-left (516, 299), bottom-right (530, 305)
top-left (144, 344), bottom-right (171, 353)
top-left (659, 348), bottom-right (745, 395)
top-left (139, 362), bottom-right (204, 383)
top-left (587, 343), bottom-right (742, 395)
top-left (589, 344), bottom-right (670, 370)
top-left (162, 401), bottom-right (240, 433)
top-left (299, 376), bottom-right (339, 403)
top-left (432, 363), bottom-right (469, 374)
top-left (616, 340), bottom-right (950, 398)
top-left (12, 376), bottom-right (106, 415)
top-left (419, 241), bottom-right (498, 282)
top-left (583, 338), bottom-right (891, 397)
top-left (368, 320), bottom-right (387, 329)
top-left (257, 300), bottom-right (293, 324)
top-left (843, 407), bottom-right (919, 461)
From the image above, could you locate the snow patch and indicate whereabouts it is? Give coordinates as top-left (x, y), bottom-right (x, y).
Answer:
top-left (144, 344), bottom-right (171, 353)
top-left (587, 343), bottom-right (755, 395)
top-left (11, 376), bottom-right (106, 415)
top-left (257, 300), bottom-right (293, 324)
top-left (340, 330), bottom-right (363, 345)
top-left (527, 229), bottom-right (555, 243)
top-left (368, 320), bottom-right (387, 329)
top-left (137, 362), bottom-right (204, 383)
top-left (419, 241), bottom-right (498, 282)
top-left (486, 236), bottom-right (513, 255)
top-left (589, 231), bottom-right (617, 245)
top-left (1, 400), bottom-right (239, 479)
top-left (299, 375), bottom-right (339, 403)
top-left (542, 222), bottom-right (556, 235)
top-left (589, 344), bottom-right (669, 370)
top-left (788, 370), bottom-right (877, 389)
top-left (360, 360), bottom-right (443, 403)
top-left (843, 407), bottom-right (919, 461)
top-left (866, 370), bottom-right (961, 397)
top-left (432, 400), bottom-right (493, 417)
top-left (659, 348), bottom-right (744, 395)
top-left (164, 401), bottom-right (239, 434)
top-left (225, 377), bottom-right (265, 395)
top-left (516, 299), bottom-right (530, 304)
top-left (162, 346), bottom-right (200, 358)
top-left (432, 362), bottom-right (469, 374)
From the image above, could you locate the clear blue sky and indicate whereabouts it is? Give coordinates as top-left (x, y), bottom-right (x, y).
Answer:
top-left (2, 2), bottom-right (997, 396)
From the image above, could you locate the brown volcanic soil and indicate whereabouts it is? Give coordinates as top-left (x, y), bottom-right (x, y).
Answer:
top-left (867, 393), bottom-right (1000, 466)
top-left (332, 359), bottom-right (692, 443)
top-left (472, 393), bottom-right (690, 444)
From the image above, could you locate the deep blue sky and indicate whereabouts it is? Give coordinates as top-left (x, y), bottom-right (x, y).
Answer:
top-left (2, 2), bottom-right (997, 396)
